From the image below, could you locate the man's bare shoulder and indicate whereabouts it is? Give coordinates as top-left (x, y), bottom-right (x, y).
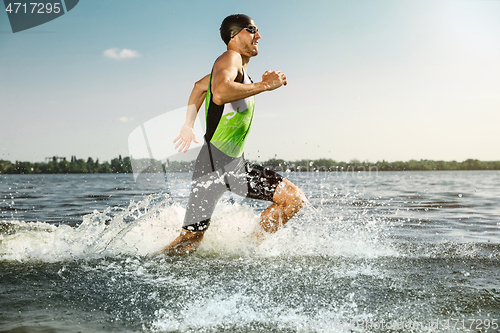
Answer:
top-left (214, 50), bottom-right (243, 69)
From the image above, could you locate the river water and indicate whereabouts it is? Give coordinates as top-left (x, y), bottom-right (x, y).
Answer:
top-left (1, 171), bottom-right (499, 332)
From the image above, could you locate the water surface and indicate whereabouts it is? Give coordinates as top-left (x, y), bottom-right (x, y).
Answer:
top-left (1, 171), bottom-right (499, 332)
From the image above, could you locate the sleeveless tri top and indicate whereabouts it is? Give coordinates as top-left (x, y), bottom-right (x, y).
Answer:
top-left (204, 68), bottom-right (255, 158)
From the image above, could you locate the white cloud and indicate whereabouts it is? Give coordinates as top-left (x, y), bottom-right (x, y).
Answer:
top-left (104, 48), bottom-right (141, 60)
top-left (119, 116), bottom-right (134, 123)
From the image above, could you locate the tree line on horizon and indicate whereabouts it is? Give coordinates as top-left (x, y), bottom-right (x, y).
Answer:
top-left (0, 156), bottom-right (133, 174)
top-left (261, 158), bottom-right (500, 172)
top-left (1, 156), bottom-right (499, 174)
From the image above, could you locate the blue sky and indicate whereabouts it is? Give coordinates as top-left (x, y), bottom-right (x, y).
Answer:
top-left (1, 0), bottom-right (499, 163)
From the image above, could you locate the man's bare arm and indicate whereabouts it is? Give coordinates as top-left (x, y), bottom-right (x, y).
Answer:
top-left (174, 74), bottom-right (210, 153)
top-left (211, 51), bottom-right (287, 105)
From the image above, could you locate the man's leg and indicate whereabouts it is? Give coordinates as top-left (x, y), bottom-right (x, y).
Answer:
top-left (237, 162), bottom-right (305, 241)
top-left (161, 179), bottom-right (223, 256)
top-left (258, 179), bottom-right (305, 234)
top-left (161, 229), bottom-right (205, 255)
top-left (161, 170), bottom-right (227, 255)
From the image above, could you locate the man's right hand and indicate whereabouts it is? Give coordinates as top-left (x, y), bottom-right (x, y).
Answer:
top-left (174, 123), bottom-right (199, 153)
top-left (262, 70), bottom-right (287, 91)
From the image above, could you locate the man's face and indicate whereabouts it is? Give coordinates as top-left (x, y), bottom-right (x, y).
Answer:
top-left (232, 25), bottom-right (261, 57)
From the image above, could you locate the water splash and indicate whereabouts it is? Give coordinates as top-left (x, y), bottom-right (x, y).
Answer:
top-left (3, 189), bottom-right (495, 263)
top-left (0, 193), bottom-right (181, 262)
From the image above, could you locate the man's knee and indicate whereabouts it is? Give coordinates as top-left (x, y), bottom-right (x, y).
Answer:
top-left (288, 183), bottom-right (305, 210)
top-left (275, 180), bottom-right (305, 209)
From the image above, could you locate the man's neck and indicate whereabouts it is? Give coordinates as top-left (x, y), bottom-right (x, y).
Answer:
top-left (241, 55), bottom-right (250, 70)
top-left (227, 45), bottom-right (250, 69)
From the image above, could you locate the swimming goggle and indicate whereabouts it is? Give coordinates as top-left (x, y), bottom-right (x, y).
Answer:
top-left (244, 26), bottom-right (258, 34)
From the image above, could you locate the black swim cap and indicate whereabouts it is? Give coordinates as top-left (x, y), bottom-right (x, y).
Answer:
top-left (220, 14), bottom-right (255, 45)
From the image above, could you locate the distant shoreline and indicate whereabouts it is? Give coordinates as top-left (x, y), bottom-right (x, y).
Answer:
top-left (1, 156), bottom-right (499, 174)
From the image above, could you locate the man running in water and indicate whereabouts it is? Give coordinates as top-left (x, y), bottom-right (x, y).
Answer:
top-left (162, 14), bottom-right (304, 255)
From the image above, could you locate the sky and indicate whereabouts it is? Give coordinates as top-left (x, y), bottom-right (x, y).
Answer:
top-left (1, 0), bottom-right (499, 164)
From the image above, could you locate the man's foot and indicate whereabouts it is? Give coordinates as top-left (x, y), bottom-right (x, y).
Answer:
top-left (161, 229), bottom-right (205, 256)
